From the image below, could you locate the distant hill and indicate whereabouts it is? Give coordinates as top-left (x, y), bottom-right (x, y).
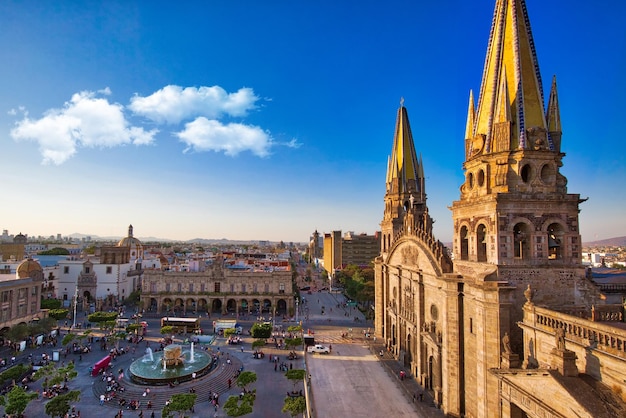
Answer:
top-left (583, 236), bottom-right (626, 247)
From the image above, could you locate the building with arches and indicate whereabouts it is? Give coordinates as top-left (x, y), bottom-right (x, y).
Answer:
top-left (140, 254), bottom-right (294, 317)
top-left (374, 1), bottom-right (626, 416)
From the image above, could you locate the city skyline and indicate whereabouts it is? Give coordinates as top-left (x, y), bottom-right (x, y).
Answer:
top-left (1, 1), bottom-right (624, 243)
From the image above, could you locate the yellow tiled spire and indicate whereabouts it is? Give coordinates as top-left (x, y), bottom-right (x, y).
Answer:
top-left (474, 0), bottom-right (549, 154)
top-left (387, 99), bottom-right (423, 198)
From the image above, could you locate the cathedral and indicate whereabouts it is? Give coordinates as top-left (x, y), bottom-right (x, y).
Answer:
top-left (374, 1), bottom-right (626, 417)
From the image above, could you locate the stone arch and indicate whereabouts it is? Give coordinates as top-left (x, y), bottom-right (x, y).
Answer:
top-left (459, 224), bottom-right (470, 261)
top-left (252, 299), bottom-right (261, 314)
top-left (276, 299), bottom-right (287, 314)
top-left (239, 299), bottom-right (249, 314)
top-left (226, 299), bottom-right (237, 313)
top-left (387, 235), bottom-right (450, 277)
top-left (148, 298), bottom-right (158, 312)
top-left (211, 299), bottom-right (222, 313)
top-left (162, 298), bottom-right (173, 314)
top-left (542, 219), bottom-right (567, 260)
top-left (512, 220), bottom-right (533, 259)
top-left (476, 223), bottom-right (488, 262)
top-left (185, 298), bottom-right (195, 313)
top-left (196, 298), bottom-right (208, 313)
top-left (262, 299), bottom-right (272, 313)
top-left (174, 298), bottom-right (184, 314)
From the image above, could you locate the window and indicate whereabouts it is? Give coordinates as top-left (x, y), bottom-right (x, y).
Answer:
top-left (150, 282), bottom-right (157, 293)
top-left (106, 266), bottom-right (112, 274)
top-left (1, 291), bottom-right (9, 303)
top-left (165, 284), bottom-right (170, 292)
top-left (64, 266), bottom-right (69, 274)
top-left (241, 284), bottom-right (246, 293)
top-left (264, 284), bottom-right (269, 293)
top-left (200, 284), bottom-right (205, 292)
top-left (214, 282), bottom-right (221, 293)
top-left (177, 283), bottom-right (182, 292)
top-left (189, 283), bottom-right (194, 293)
top-left (279, 283), bottom-right (285, 294)
top-left (0, 307), bottom-right (9, 322)
top-left (230, 284), bottom-right (234, 292)
top-left (85, 267), bottom-right (90, 274)
top-left (31, 286), bottom-right (37, 296)
top-left (253, 284), bottom-right (257, 293)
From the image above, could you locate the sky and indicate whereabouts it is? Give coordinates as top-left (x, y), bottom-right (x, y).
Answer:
top-left (1, 0), bottom-right (625, 244)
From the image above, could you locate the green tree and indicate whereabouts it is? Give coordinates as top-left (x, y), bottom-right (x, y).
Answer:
top-left (40, 299), bottom-right (62, 309)
top-left (284, 337), bottom-right (302, 351)
top-left (282, 396), bottom-right (306, 417)
top-left (44, 390), bottom-right (80, 418)
top-left (223, 328), bottom-right (238, 338)
top-left (251, 339), bottom-right (266, 350)
top-left (285, 369), bottom-right (306, 392)
top-left (87, 311), bottom-right (118, 323)
top-left (250, 322), bottom-right (272, 339)
top-left (0, 385), bottom-right (38, 417)
top-left (160, 326), bottom-right (175, 336)
top-left (161, 393), bottom-right (197, 418)
top-left (48, 309), bottom-right (69, 321)
top-left (224, 371), bottom-right (258, 417)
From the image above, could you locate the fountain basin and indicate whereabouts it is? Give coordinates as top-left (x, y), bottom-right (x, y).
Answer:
top-left (129, 345), bottom-right (213, 385)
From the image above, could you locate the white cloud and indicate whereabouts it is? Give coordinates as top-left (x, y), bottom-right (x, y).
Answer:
top-left (176, 117), bottom-right (272, 157)
top-left (129, 85), bottom-right (259, 124)
top-left (285, 138), bottom-right (302, 149)
top-left (10, 90), bottom-right (157, 165)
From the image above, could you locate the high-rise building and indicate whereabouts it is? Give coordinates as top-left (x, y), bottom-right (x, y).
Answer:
top-left (374, 1), bottom-right (626, 416)
top-left (323, 230), bottom-right (381, 274)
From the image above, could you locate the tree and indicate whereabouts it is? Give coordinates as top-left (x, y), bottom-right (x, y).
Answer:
top-left (0, 385), bottom-right (38, 417)
top-left (285, 369), bottom-right (306, 392)
top-left (40, 299), bottom-right (62, 310)
top-left (282, 396), bottom-right (306, 417)
top-left (224, 371), bottom-right (258, 417)
top-left (87, 311), bottom-right (118, 324)
top-left (223, 328), bottom-right (238, 338)
top-left (44, 390), bottom-right (80, 418)
top-left (250, 322), bottom-right (272, 339)
top-left (161, 393), bottom-right (197, 418)
top-left (5, 323), bottom-right (29, 347)
top-left (251, 339), bottom-right (266, 350)
top-left (284, 337), bottom-right (302, 351)
top-left (48, 309), bottom-right (69, 321)
top-left (160, 326), bottom-right (175, 336)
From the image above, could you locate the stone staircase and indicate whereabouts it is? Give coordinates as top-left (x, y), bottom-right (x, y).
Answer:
top-left (92, 356), bottom-right (243, 410)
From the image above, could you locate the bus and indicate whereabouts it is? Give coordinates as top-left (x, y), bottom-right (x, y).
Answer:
top-left (160, 317), bottom-right (201, 334)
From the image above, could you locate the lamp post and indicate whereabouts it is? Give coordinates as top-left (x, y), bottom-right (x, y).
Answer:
top-left (72, 287), bottom-right (78, 329)
top-left (295, 298), bottom-right (299, 323)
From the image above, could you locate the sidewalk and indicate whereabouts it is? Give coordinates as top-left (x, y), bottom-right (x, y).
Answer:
top-left (369, 343), bottom-right (444, 417)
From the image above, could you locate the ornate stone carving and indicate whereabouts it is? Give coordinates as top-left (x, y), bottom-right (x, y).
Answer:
top-left (401, 246), bottom-right (418, 266)
top-left (526, 126), bottom-right (548, 150)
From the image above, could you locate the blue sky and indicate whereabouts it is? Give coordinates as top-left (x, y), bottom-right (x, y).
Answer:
top-left (1, 1), bottom-right (624, 243)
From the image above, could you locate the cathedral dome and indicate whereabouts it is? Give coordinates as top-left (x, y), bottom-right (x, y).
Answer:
top-left (16, 258), bottom-right (43, 280)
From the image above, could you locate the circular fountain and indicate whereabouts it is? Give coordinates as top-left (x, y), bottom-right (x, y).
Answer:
top-left (129, 343), bottom-right (213, 385)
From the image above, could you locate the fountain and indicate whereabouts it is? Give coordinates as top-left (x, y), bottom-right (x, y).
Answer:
top-left (129, 343), bottom-right (213, 385)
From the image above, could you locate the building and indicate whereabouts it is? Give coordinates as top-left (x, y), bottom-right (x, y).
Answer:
top-left (139, 254), bottom-right (295, 317)
top-left (0, 258), bottom-right (44, 332)
top-left (56, 225), bottom-right (147, 311)
top-left (374, 1), bottom-right (626, 417)
top-left (323, 230), bottom-right (381, 274)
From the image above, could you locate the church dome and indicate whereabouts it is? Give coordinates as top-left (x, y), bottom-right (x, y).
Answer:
top-left (16, 258), bottom-right (43, 280)
top-left (116, 224), bottom-right (144, 260)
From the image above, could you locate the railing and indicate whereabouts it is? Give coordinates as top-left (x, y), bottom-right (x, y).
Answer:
top-left (591, 304), bottom-right (624, 322)
top-left (532, 306), bottom-right (626, 356)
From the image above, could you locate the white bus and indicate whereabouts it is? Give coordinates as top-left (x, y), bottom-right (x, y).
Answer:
top-left (160, 317), bottom-right (201, 334)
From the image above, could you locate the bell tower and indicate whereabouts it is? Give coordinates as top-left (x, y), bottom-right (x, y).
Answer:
top-left (451, 0), bottom-right (583, 268)
top-left (380, 99), bottom-right (429, 256)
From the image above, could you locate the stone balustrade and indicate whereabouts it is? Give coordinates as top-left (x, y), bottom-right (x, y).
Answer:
top-left (531, 305), bottom-right (626, 358)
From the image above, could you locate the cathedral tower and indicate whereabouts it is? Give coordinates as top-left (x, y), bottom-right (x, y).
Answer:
top-left (452, 0), bottom-right (583, 270)
top-left (380, 100), bottom-right (429, 256)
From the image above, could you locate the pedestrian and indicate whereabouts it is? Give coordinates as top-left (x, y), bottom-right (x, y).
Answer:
top-left (274, 363), bottom-right (277, 372)
top-left (240, 346), bottom-right (244, 353)
top-left (228, 378), bottom-right (231, 388)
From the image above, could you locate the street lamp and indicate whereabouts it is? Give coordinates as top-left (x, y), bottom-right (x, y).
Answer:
top-left (72, 287), bottom-right (79, 329)
top-left (295, 298), bottom-right (299, 323)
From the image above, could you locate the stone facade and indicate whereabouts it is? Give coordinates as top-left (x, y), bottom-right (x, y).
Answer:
top-left (140, 256), bottom-right (294, 317)
top-left (374, 1), bottom-right (626, 416)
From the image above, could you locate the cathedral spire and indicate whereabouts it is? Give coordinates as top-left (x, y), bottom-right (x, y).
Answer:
top-left (387, 99), bottom-right (423, 197)
top-left (546, 75), bottom-right (562, 152)
top-left (473, 0), bottom-right (550, 155)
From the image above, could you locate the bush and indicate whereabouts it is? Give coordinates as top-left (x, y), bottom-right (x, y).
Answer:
top-left (48, 309), bottom-right (69, 320)
top-left (40, 299), bottom-right (62, 310)
top-left (0, 364), bottom-right (31, 387)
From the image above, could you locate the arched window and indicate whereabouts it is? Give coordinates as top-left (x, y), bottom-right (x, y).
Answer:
top-left (477, 224), bottom-right (487, 262)
top-left (547, 223), bottom-right (563, 260)
top-left (513, 223), bottom-right (531, 259)
top-left (460, 226), bottom-right (469, 261)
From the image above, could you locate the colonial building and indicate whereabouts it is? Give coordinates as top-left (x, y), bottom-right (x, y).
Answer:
top-left (0, 258), bottom-right (44, 332)
top-left (57, 225), bottom-right (149, 310)
top-left (140, 254), bottom-right (295, 317)
top-left (374, 1), bottom-right (626, 417)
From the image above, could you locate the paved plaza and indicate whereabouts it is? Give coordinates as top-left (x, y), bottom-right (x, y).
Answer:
top-left (1, 290), bottom-right (441, 417)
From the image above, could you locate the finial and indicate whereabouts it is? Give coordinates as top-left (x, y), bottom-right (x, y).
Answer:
top-left (400, 97), bottom-right (404, 107)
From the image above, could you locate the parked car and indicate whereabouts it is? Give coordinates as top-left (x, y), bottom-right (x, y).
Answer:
top-left (307, 344), bottom-right (330, 354)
